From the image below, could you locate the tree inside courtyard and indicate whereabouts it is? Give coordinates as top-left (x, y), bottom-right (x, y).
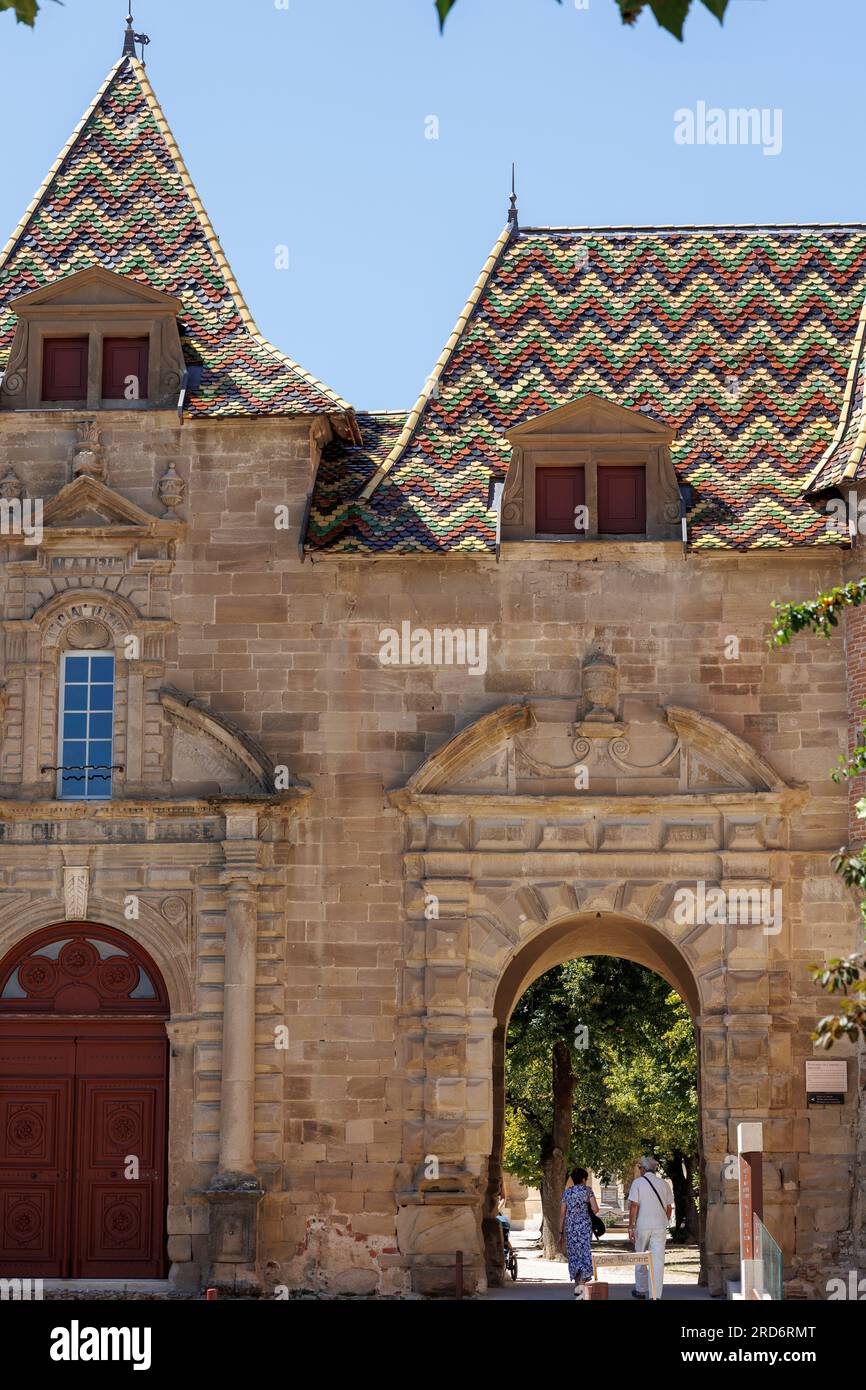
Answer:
top-left (503, 957), bottom-right (699, 1262)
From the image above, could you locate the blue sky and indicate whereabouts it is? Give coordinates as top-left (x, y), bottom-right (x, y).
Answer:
top-left (0, 0), bottom-right (863, 408)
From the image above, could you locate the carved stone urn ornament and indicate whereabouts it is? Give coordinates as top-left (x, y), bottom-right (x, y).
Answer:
top-left (157, 461), bottom-right (185, 516)
top-left (0, 468), bottom-right (23, 502)
top-left (581, 652), bottom-right (618, 723)
top-left (72, 419), bottom-right (105, 480)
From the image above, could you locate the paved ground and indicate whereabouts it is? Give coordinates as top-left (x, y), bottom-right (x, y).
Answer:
top-left (484, 1229), bottom-right (714, 1301)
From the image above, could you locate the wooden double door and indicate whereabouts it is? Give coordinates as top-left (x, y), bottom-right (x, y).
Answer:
top-left (0, 1021), bottom-right (168, 1278)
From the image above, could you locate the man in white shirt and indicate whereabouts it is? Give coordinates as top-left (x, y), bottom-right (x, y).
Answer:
top-left (627, 1156), bottom-right (673, 1300)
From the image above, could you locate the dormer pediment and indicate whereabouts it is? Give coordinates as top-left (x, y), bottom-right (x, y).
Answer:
top-left (501, 392), bottom-right (681, 542)
top-left (1, 264), bottom-right (187, 413)
top-left (505, 393), bottom-right (677, 444)
top-left (10, 268), bottom-right (182, 316)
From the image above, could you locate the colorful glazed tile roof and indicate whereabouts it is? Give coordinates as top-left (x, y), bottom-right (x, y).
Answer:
top-left (804, 294), bottom-right (866, 492)
top-left (307, 224), bottom-right (866, 553)
top-left (0, 57), bottom-right (350, 420)
top-left (309, 411), bottom-right (408, 544)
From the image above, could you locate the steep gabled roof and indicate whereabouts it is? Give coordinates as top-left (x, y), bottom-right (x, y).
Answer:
top-left (306, 411), bottom-right (408, 550)
top-left (803, 293), bottom-right (866, 492)
top-left (307, 223), bottom-right (866, 553)
top-left (0, 56), bottom-right (351, 421)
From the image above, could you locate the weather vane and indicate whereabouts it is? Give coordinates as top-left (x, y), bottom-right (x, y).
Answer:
top-left (508, 163), bottom-right (519, 230)
top-left (123, 9), bottom-right (151, 62)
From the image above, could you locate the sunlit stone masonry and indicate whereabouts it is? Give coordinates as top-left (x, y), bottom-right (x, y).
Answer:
top-left (0, 31), bottom-right (864, 1298)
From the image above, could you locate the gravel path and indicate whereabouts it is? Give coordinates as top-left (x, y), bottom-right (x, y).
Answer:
top-left (484, 1229), bottom-right (713, 1301)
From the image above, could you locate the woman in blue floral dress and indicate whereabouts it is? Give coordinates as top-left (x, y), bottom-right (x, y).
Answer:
top-left (559, 1168), bottom-right (599, 1295)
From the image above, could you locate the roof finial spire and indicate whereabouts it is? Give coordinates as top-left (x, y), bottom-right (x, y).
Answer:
top-left (122, 8), bottom-right (150, 63)
top-left (508, 163), bottom-right (519, 230)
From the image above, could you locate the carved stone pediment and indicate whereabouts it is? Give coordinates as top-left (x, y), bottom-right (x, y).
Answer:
top-left (40, 475), bottom-right (178, 532)
top-left (505, 393), bottom-right (677, 444)
top-left (9, 267), bottom-right (182, 314)
top-left (393, 698), bottom-right (793, 803)
top-left (161, 690), bottom-right (281, 797)
top-left (3, 477), bottom-right (184, 573)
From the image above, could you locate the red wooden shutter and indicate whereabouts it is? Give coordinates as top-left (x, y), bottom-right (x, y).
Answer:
top-left (535, 467), bottom-right (586, 533)
top-left (102, 338), bottom-right (149, 400)
top-left (598, 465), bottom-right (646, 534)
top-left (42, 338), bottom-right (89, 401)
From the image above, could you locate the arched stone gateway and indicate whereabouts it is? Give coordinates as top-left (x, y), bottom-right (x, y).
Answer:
top-left (391, 693), bottom-right (810, 1296)
top-left (483, 914), bottom-right (700, 1287)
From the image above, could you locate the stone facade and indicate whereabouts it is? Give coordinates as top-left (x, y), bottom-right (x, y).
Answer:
top-left (1, 405), bottom-right (863, 1295)
top-left (1, 43), bottom-right (864, 1303)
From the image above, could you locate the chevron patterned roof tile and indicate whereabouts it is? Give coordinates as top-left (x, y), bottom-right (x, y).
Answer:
top-left (0, 58), bottom-right (348, 419)
top-left (309, 225), bottom-right (866, 553)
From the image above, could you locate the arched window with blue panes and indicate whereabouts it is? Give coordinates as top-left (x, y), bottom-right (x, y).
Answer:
top-left (57, 651), bottom-right (116, 798)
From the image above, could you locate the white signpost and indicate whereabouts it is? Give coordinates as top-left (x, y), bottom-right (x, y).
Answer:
top-left (737, 1121), bottom-right (764, 1299)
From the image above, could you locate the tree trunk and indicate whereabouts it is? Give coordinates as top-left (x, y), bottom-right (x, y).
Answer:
top-left (668, 1148), bottom-right (700, 1245)
top-left (669, 1150), bottom-right (688, 1239)
top-left (539, 1040), bottom-right (575, 1260)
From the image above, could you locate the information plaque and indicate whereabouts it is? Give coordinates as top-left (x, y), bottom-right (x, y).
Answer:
top-left (806, 1059), bottom-right (848, 1106)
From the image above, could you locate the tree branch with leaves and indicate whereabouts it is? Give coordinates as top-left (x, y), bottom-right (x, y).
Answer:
top-left (436, 0), bottom-right (729, 41)
top-left (771, 583), bottom-right (866, 1046)
top-left (0, 0), bottom-right (61, 24)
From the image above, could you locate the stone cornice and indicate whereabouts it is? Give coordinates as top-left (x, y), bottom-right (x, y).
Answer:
top-left (0, 792), bottom-right (309, 821)
top-left (389, 789), bottom-right (808, 817)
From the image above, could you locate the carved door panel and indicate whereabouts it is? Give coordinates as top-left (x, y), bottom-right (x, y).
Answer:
top-left (72, 1037), bottom-right (167, 1278)
top-left (0, 927), bottom-right (170, 1280)
top-left (0, 1037), bottom-right (75, 1277)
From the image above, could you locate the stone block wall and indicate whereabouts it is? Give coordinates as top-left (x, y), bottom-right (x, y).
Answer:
top-left (0, 411), bottom-right (863, 1295)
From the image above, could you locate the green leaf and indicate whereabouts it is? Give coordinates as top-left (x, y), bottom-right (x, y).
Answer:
top-left (647, 0), bottom-right (691, 40)
top-left (438, 0), bottom-right (725, 39)
top-left (0, 0), bottom-right (38, 22)
top-left (0, 0), bottom-right (62, 25)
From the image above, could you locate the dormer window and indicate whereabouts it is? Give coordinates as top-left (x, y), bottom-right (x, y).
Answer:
top-left (1, 266), bottom-right (184, 413)
top-left (536, 466), bottom-right (586, 533)
top-left (501, 395), bottom-right (680, 543)
top-left (43, 337), bottom-right (89, 402)
top-left (598, 464), bottom-right (646, 534)
top-left (102, 337), bottom-right (149, 401)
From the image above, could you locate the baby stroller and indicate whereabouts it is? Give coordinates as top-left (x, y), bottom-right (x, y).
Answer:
top-left (497, 1212), bottom-right (518, 1281)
